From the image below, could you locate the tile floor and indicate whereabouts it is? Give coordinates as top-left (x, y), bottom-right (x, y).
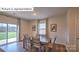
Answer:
top-left (0, 42), bottom-right (26, 52)
top-left (0, 38), bottom-right (16, 45)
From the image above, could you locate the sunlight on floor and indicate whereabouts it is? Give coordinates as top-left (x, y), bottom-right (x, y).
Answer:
top-left (0, 42), bottom-right (26, 52)
top-left (0, 38), bottom-right (16, 45)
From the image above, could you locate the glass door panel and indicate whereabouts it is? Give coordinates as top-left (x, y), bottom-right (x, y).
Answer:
top-left (0, 23), bottom-right (7, 45)
top-left (8, 24), bottom-right (17, 43)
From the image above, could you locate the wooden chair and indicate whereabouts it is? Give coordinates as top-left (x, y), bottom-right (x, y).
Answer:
top-left (23, 34), bottom-right (31, 51)
top-left (45, 38), bottom-right (56, 52)
top-left (31, 36), bottom-right (41, 52)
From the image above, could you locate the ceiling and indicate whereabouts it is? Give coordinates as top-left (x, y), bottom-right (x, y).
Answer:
top-left (0, 7), bottom-right (69, 20)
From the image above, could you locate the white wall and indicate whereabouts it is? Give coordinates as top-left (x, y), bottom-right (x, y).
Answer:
top-left (47, 15), bottom-right (67, 45)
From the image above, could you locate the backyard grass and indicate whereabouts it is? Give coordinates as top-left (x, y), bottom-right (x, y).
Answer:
top-left (0, 32), bottom-right (16, 40)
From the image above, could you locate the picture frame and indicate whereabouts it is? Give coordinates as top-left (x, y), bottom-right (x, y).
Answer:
top-left (32, 25), bottom-right (36, 31)
top-left (50, 24), bottom-right (57, 32)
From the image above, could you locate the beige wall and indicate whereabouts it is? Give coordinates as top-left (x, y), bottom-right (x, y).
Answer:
top-left (20, 19), bottom-right (30, 40)
top-left (0, 15), bottom-right (17, 24)
top-left (27, 20), bottom-right (38, 37)
top-left (67, 8), bottom-right (79, 51)
top-left (47, 15), bottom-right (67, 45)
top-left (20, 20), bottom-right (38, 40)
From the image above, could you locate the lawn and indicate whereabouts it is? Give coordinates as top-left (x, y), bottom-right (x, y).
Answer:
top-left (0, 32), bottom-right (16, 40)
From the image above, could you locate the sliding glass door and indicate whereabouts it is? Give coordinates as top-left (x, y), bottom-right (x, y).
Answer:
top-left (0, 23), bottom-right (7, 45)
top-left (0, 23), bottom-right (17, 45)
top-left (8, 24), bottom-right (17, 43)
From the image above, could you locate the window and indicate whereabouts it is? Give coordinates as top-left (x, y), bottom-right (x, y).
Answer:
top-left (38, 23), bottom-right (46, 35)
top-left (38, 20), bottom-right (47, 42)
top-left (38, 20), bottom-right (46, 35)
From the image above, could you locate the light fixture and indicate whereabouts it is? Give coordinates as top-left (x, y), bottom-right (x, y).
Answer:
top-left (33, 12), bottom-right (37, 16)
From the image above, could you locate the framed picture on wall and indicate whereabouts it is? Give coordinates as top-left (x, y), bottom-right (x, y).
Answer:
top-left (32, 25), bottom-right (36, 31)
top-left (50, 24), bottom-right (57, 32)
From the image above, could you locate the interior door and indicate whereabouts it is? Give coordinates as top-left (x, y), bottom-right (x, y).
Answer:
top-left (76, 16), bottom-right (79, 51)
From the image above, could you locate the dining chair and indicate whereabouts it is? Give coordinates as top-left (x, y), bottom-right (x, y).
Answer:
top-left (23, 34), bottom-right (31, 51)
top-left (45, 38), bottom-right (56, 52)
top-left (31, 36), bottom-right (41, 52)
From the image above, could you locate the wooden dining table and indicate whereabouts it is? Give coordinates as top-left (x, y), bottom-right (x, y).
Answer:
top-left (40, 41), bottom-right (67, 52)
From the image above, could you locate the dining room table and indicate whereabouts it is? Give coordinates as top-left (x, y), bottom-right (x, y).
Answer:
top-left (40, 41), bottom-right (67, 52)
